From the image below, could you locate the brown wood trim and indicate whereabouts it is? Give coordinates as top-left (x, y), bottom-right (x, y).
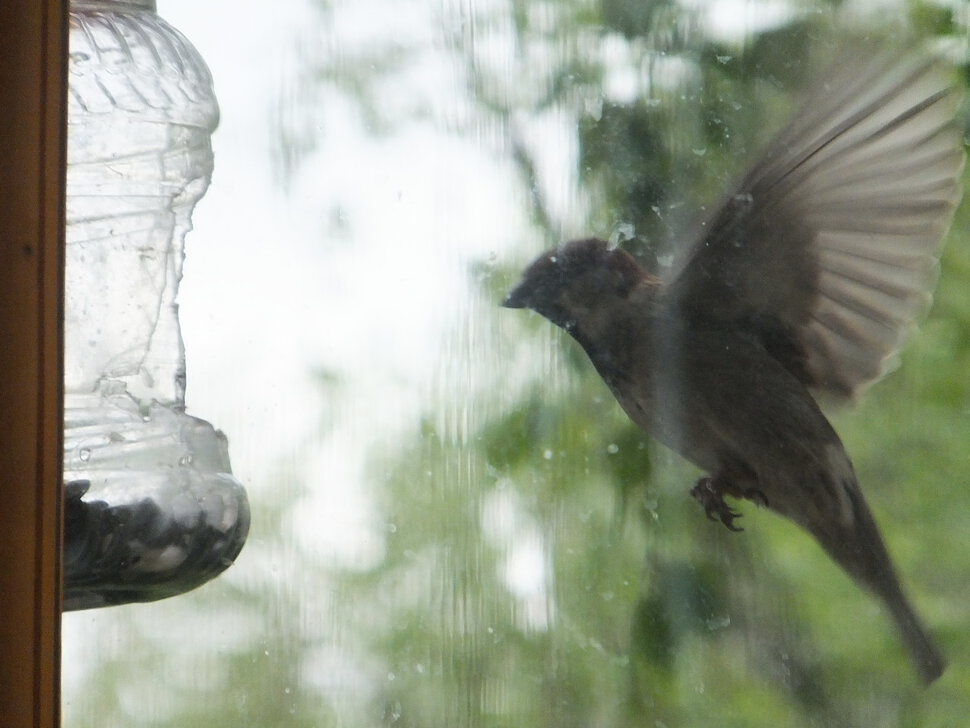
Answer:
top-left (0, 3), bottom-right (68, 727)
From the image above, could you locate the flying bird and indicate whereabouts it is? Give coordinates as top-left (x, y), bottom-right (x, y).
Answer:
top-left (503, 48), bottom-right (965, 684)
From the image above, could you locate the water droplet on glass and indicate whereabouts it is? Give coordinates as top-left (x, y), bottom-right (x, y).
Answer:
top-left (606, 443), bottom-right (619, 454)
top-left (705, 614), bottom-right (731, 631)
top-left (543, 449), bottom-right (553, 460)
top-left (616, 222), bottom-right (634, 240)
top-left (78, 448), bottom-right (91, 462)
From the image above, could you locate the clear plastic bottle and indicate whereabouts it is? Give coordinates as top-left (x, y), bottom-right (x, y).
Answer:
top-left (64, 0), bottom-right (249, 609)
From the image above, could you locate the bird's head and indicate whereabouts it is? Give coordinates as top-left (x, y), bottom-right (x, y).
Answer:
top-left (502, 238), bottom-right (646, 335)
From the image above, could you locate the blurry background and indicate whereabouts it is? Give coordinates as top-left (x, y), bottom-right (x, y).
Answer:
top-left (62, 0), bottom-right (970, 726)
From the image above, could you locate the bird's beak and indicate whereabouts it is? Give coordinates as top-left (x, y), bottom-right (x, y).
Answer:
top-left (501, 283), bottom-right (528, 309)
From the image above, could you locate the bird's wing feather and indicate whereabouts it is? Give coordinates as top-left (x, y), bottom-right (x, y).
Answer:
top-left (665, 48), bottom-right (965, 403)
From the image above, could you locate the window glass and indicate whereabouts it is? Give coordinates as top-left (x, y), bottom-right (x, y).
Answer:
top-left (63, 1), bottom-right (970, 726)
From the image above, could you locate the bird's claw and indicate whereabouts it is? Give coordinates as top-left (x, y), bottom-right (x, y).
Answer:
top-left (691, 476), bottom-right (744, 532)
top-left (746, 488), bottom-right (768, 509)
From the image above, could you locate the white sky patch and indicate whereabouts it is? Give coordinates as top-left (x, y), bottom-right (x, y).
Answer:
top-left (601, 33), bottom-right (641, 103)
top-left (505, 536), bottom-right (555, 632)
top-left (482, 486), bottom-right (555, 632)
top-left (289, 430), bottom-right (388, 571)
top-left (682, 0), bottom-right (800, 41)
top-left (166, 0), bottom-right (531, 492)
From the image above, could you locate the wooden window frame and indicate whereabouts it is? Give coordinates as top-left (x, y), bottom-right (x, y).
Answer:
top-left (0, 3), bottom-right (68, 727)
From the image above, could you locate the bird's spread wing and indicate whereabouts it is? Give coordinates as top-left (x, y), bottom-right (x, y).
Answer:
top-left (665, 48), bottom-right (965, 403)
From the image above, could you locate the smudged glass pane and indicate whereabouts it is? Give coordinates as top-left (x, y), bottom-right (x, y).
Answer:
top-left (63, 1), bottom-right (970, 726)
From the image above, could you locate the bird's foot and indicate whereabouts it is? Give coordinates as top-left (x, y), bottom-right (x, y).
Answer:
top-left (690, 474), bottom-right (766, 532)
top-left (745, 488), bottom-right (768, 509)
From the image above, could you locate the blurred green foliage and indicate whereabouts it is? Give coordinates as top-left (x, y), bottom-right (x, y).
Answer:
top-left (345, 2), bottom-right (970, 726)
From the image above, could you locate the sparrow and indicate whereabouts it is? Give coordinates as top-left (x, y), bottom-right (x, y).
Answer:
top-left (503, 48), bottom-right (964, 684)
